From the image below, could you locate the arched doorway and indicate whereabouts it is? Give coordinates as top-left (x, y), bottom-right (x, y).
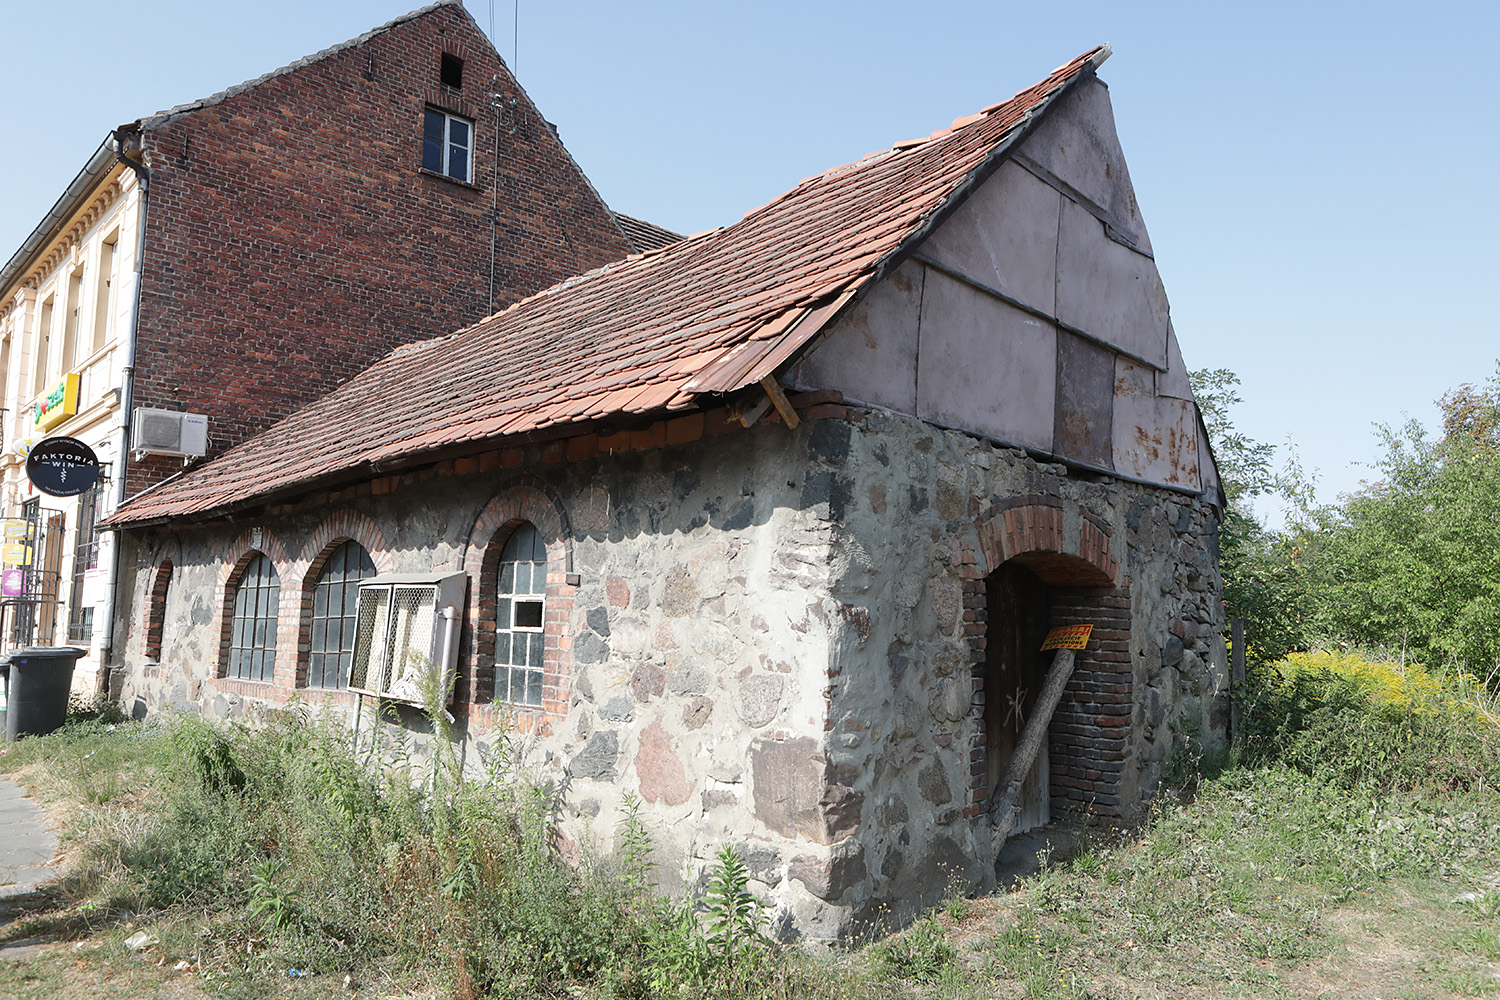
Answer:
top-left (974, 502), bottom-right (1126, 831)
top-left (983, 562), bottom-right (1052, 832)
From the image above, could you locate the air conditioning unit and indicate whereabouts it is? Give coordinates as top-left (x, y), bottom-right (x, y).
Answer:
top-left (350, 571), bottom-right (467, 706)
top-left (131, 408), bottom-right (208, 457)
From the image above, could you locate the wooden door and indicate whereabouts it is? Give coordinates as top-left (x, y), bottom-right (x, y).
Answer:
top-left (984, 563), bottom-right (1051, 832)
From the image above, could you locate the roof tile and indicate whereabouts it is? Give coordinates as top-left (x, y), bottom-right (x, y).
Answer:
top-left (106, 46), bottom-right (1109, 527)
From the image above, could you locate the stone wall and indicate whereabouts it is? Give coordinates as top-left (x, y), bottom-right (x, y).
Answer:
top-left (789, 406), bottom-right (1226, 931)
top-left (113, 402), bottom-right (1225, 942)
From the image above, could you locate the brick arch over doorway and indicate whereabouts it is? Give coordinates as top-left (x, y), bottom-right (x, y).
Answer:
top-left (966, 499), bottom-right (1133, 823)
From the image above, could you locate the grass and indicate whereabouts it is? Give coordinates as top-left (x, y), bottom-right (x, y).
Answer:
top-left (2, 653), bottom-right (1498, 999)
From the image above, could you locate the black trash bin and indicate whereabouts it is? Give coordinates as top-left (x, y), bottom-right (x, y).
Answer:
top-left (3, 647), bottom-right (89, 740)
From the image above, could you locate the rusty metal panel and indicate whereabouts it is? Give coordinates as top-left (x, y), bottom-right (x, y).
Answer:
top-left (1112, 358), bottom-right (1201, 490)
top-left (1055, 197), bottom-right (1170, 370)
top-left (916, 267), bottom-right (1056, 452)
top-left (1017, 77), bottom-right (1151, 255)
top-left (1157, 320), bottom-right (1194, 401)
top-left (1053, 331), bottom-right (1115, 469)
top-left (1197, 411), bottom-right (1223, 502)
top-left (790, 259), bottom-right (923, 413)
top-left (917, 159), bottom-right (1060, 315)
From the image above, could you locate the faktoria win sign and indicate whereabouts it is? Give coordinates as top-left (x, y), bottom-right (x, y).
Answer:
top-left (26, 436), bottom-right (100, 497)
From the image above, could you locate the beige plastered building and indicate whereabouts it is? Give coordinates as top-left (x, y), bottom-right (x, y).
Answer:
top-left (0, 145), bottom-right (142, 695)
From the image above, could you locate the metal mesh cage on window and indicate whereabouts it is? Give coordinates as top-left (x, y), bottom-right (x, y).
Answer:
top-left (497, 523), bottom-right (547, 707)
top-left (350, 586), bottom-right (391, 693)
top-left (348, 572), bottom-right (466, 704)
top-left (308, 541), bottom-right (375, 689)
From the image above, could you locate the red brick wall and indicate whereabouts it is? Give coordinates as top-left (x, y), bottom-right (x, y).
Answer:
top-left (1046, 587), bottom-right (1132, 819)
top-left (128, 2), bottom-right (632, 495)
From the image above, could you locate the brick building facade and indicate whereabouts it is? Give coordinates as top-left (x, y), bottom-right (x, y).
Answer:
top-left (120, 0), bottom-right (633, 495)
top-left (1, 0), bottom-right (636, 688)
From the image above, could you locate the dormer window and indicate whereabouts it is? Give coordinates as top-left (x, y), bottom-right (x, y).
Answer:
top-left (422, 108), bottom-right (472, 183)
top-left (440, 53), bottom-right (463, 89)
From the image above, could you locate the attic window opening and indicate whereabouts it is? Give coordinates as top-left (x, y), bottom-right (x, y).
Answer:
top-left (440, 53), bottom-right (463, 89)
top-left (422, 107), bottom-right (472, 183)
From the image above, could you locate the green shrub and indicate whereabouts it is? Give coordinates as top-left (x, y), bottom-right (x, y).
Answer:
top-left (874, 913), bottom-right (955, 984)
top-left (1236, 651), bottom-right (1500, 790)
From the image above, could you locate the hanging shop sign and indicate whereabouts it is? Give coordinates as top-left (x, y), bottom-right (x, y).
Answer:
top-left (26, 436), bottom-right (100, 497)
top-left (34, 372), bottom-right (80, 432)
top-left (2, 544), bottom-right (31, 567)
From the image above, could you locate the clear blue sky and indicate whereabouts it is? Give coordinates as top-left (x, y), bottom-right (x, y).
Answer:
top-left (3, 1), bottom-right (1496, 520)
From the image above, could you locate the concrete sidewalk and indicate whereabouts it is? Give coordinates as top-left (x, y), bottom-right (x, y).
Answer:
top-left (0, 778), bottom-right (57, 899)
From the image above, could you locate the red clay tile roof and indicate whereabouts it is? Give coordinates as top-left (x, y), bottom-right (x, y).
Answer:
top-left (613, 212), bottom-right (683, 253)
top-left (106, 46), bottom-right (1110, 528)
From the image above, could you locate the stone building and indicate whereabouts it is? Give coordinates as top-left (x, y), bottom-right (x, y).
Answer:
top-left (0, 0), bottom-right (640, 692)
top-left (103, 45), bottom-right (1227, 939)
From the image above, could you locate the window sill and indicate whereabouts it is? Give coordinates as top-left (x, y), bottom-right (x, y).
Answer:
top-left (417, 167), bottom-right (479, 191)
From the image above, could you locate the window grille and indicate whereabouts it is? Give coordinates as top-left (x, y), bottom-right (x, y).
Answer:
top-left (349, 572), bottom-right (465, 705)
top-left (496, 523), bottom-right (547, 707)
top-left (228, 553), bottom-right (279, 682)
top-left (67, 484), bottom-right (100, 643)
top-left (307, 541), bottom-right (375, 689)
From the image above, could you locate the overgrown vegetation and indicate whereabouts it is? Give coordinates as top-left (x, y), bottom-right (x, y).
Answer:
top-left (1195, 364), bottom-right (1500, 684)
top-left (1237, 649), bottom-right (1500, 791)
top-left (0, 709), bottom-right (840, 999)
top-left (5, 658), bottom-right (1498, 999)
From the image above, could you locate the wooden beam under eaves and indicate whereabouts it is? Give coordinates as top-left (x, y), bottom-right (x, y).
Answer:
top-left (759, 376), bottom-right (800, 429)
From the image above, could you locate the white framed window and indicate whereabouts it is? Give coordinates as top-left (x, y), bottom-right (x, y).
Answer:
top-left (496, 523), bottom-right (546, 706)
top-left (422, 108), bottom-right (472, 183)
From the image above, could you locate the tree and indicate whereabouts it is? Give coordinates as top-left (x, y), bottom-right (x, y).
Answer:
top-left (1308, 369), bottom-right (1500, 676)
top-left (1191, 369), bottom-right (1310, 663)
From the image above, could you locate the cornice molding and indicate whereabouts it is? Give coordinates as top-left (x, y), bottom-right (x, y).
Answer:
top-left (23, 180), bottom-right (124, 290)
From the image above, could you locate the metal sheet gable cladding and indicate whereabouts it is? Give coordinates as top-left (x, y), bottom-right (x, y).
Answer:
top-left (26, 436), bottom-right (100, 497)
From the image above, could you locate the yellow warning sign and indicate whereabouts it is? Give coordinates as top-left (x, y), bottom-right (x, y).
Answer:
top-left (1040, 625), bottom-right (1093, 651)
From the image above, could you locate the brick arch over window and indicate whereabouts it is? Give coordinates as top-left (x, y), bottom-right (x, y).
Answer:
top-left (144, 557), bottom-right (173, 662)
top-left (293, 512), bottom-right (396, 689)
top-left (966, 499), bottom-right (1132, 823)
top-left (294, 510), bottom-right (395, 575)
top-left (215, 529), bottom-right (292, 685)
top-left (461, 484), bottom-right (574, 709)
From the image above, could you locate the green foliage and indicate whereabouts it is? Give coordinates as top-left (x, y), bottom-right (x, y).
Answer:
top-left (873, 913), bottom-right (955, 984)
top-left (247, 856), bottom-right (304, 932)
top-left (704, 845), bottom-right (771, 977)
top-left (1293, 369), bottom-right (1500, 677)
top-left (615, 791), bottom-right (656, 892)
top-left (1, 709), bottom-right (817, 999)
top-left (1236, 651), bottom-right (1500, 791)
top-left (65, 695), bottom-right (128, 726)
top-left (1190, 368), bottom-right (1312, 663)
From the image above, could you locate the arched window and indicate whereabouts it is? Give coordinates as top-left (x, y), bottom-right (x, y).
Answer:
top-left (496, 523), bottom-right (546, 706)
top-left (228, 553), bottom-right (279, 682)
top-left (145, 558), bottom-right (173, 661)
top-left (307, 541), bottom-right (376, 689)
